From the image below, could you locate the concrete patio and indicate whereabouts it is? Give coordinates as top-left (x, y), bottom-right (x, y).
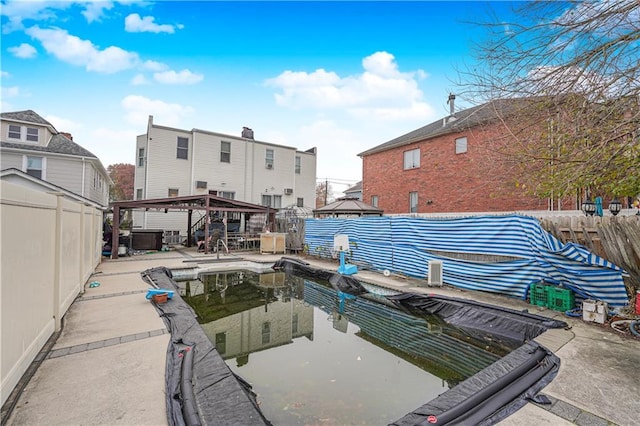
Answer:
top-left (4, 248), bottom-right (639, 425)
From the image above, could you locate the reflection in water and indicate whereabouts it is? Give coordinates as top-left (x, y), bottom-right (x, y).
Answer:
top-left (177, 271), bottom-right (515, 425)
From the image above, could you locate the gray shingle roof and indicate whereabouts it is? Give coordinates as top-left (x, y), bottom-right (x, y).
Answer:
top-left (1, 133), bottom-right (97, 158)
top-left (358, 99), bottom-right (524, 157)
top-left (313, 197), bottom-right (382, 215)
top-left (1, 110), bottom-right (54, 127)
top-left (345, 181), bottom-right (362, 193)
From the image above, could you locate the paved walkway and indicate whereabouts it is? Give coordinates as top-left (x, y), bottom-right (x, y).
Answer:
top-left (3, 249), bottom-right (639, 425)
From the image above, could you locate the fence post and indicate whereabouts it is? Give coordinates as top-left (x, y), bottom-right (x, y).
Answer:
top-left (52, 192), bottom-right (65, 332)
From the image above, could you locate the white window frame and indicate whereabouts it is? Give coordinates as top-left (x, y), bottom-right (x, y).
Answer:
top-left (168, 188), bottom-right (179, 197)
top-left (177, 137), bottom-right (189, 160)
top-left (137, 148), bottom-right (145, 167)
top-left (265, 149), bottom-right (274, 169)
top-left (455, 137), bottom-right (468, 154)
top-left (297, 197), bottom-right (304, 207)
top-left (220, 141), bottom-right (231, 163)
top-left (136, 189), bottom-right (143, 200)
top-left (295, 156), bottom-right (301, 174)
top-left (26, 127), bottom-right (39, 142)
top-left (403, 148), bottom-right (420, 169)
top-left (371, 195), bottom-right (379, 207)
top-left (23, 155), bottom-right (46, 179)
top-left (409, 191), bottom-right (418, 213)
top-left (9, 125), bottom-right (39, 142)
top-left (261, 194), bottom-right (281, 208)
top-left (219, 191), bottom-right (235, 200)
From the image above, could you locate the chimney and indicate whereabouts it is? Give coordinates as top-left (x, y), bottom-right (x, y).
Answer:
top-left (241, 127), bottom-right (254, 139)
top-left (60, 132), bottom-right (73, 140)
top-left (448, 93), bottom-right (456, 116)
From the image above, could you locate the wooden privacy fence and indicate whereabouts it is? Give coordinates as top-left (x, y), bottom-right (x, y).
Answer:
top-left (540, 215), bottom-right (640, 301)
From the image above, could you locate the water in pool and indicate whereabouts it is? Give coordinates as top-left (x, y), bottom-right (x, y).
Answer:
top-left (178, 270), bottom-right (516, 425)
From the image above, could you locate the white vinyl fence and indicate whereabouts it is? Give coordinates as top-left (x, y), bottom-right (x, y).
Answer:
top-left (1, 180), bottom-right (103, 406)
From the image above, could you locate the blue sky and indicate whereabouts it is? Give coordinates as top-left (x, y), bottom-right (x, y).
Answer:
top-left (1, 0), bottom-right (518, 191)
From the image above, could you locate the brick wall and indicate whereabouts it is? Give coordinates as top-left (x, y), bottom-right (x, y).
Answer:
top-left (362, 122), bottom-right (570, 214)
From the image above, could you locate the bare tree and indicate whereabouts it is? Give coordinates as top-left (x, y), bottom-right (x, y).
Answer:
top-left (458, 1), bottom-right (640, 201)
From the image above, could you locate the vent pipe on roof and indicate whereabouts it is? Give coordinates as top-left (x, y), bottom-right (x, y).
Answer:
top-left (448, 93), bottom-right (456, 116)
top-left (242, 127), bottom-right (254, 139)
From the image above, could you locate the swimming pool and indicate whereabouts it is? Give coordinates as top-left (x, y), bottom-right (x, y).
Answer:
top-left (177, 269), bottom-right (518, 424)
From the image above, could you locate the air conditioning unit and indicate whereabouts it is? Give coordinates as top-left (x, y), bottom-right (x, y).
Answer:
top-left (266, 163), bottom-right (273, 169)
top-left (284, 188), bottom-right (293, 195)
top-left (427, 260), bottom-right (443, 286)
top-left (195, 180), bottom-right (207, 189)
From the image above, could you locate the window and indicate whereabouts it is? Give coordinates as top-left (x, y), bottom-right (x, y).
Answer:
top-left (403, 148), bottom-right (420, 169)
top-left (8, 125), bottom-right (21, 139)
top-left (295, 156), bottom-right (301, 174)
top-left (455, 137), bottom-right (468, 154)
top-left (297, 197), bottom-right (304, 207)
top-left (265, 149), bottom-right (274, 169)
top-left (220, 141), bottom-right (231, 163)
top-left (136, 189), bottom-right (143, 200)
top-left (261, 194), bottom-right (281, 208)
top-left (137, 148), bottom-right (145, 167)
top-left (262, 321), bottom-right (271, 345)
top-left (371, 195), bottom-right (379, 207)
top-left (168, 188), bottom-right (179, 197)
top-left (25, 156), bottom-right (44, 179)
top-left (26, 127), bottom-right (39, 142)
top-left (177, 137), bottom-right (188, 159)
top-left (292, 313), bottom-right (299, 334)
top-left (196, 181), bottom-right (207, 189)
top-left (215, 332), bottom-right (226, 355)
top-left (219, 191), bottom-right (235, 200)
top-left (409, 191), bottom-right (418, 213)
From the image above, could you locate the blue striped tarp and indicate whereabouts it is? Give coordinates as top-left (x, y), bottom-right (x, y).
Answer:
top-left (304, 215), bottom-right (629, 307)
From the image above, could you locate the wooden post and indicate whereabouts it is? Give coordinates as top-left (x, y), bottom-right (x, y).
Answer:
top-left (111, 205), bottom-right (120, 259)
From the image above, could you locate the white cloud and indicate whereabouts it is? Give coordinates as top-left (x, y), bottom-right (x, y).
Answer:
top-left (298, 120), bottom-right (363, 182)
top-left (8, 43), bottom-right (38, 58)
top-left (90, 127), bottom-right (140, 166)
top-left (1, 86), bottom-right (20, 98)
top-left (44, 114), bottom-right (81, 133)
top-left (0, 0), bottom-right (66, 33)
top-left (121, 95), bottom-right (194, 127)
top-left (1, 1), bottom-right (124, 33)
top-left (142, 59), bottom-right (168, 72)
top-left (131, 74), bottom-right (150, 85)
top-left (25, 26), bottom-right (140, 73)
top-left (153, 69), bottom-right (203, 85)
top-left (266, 51), bottom-right (433, 121)
top-left (125, 13), bottom-right (180, 34)
top-left (1, 71), bottom-right (11, 78)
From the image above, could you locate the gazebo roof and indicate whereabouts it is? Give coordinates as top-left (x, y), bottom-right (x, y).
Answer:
top-left (313, 197), bottom-right (383, 217)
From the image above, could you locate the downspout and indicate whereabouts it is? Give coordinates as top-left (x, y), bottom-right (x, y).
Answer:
top-left (190, 130), bottom-right (196, 195)
top-left (143, 117), bottom-right (152, 229)
top-left (81, 158), bottom-right (86, 197)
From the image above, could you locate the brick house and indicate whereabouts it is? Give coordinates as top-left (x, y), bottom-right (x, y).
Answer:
top-left (358, 97), bottom-right (568, 214)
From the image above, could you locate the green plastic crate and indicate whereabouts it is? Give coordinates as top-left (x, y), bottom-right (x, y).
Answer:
top-left (546, 287), bottom-right (575, 311)
top-left (529, 283), bottom-right (548, 307)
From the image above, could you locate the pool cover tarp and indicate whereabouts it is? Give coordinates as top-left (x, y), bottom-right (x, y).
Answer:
top-left (304, 214), bottom-right (629, 307)
top-left (141, 267), bottom-right (271, 426)
top-left (390, 342), bottom-right (560, 426)
top-left (389, 293), bottom-right (568, 343)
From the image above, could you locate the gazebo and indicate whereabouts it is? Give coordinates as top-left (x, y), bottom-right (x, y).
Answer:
top-left (110, 192), bottom-right (274, 258)
top-left (312, 197), bottom-right (383, 218)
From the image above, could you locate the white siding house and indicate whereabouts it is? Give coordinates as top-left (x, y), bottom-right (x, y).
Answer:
top-left (133, 116), bottom-right (317, 234)
top-left (0, 110), bottom-right (111, 207)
